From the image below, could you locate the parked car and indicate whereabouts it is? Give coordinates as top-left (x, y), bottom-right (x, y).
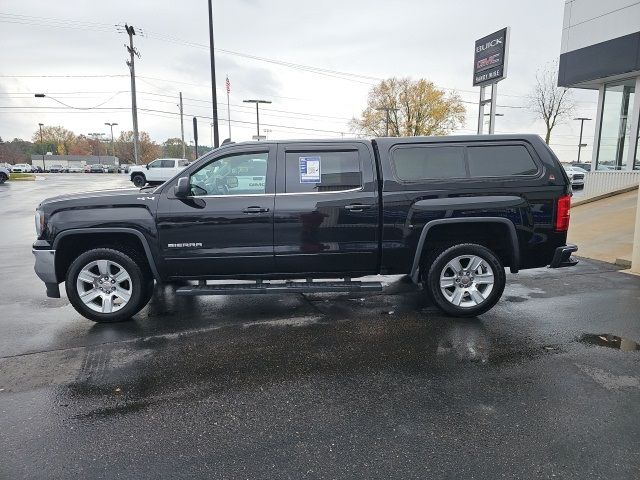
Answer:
top-left (47, 165), bottom-right (65, 173)
top-left (0, 165), bottom-right (9, 184)
top-left (103, 165), bottom-right (118, 173)
top-left (12, 163), bottom-right (33, 173)
top-left (571, 162), bottom-right (591, 171)
top-left (89, 164), bottom-right (104, 173)
top-left (84, 165), bottom-right (92, 173)
top-left (563, 165), bottom-right (586, 188)
top-left (68, 165), bottom-right (83, 173)
top-left (119, 164), bottom-right (131, 174)
top-left (33, 134), bottom-right (578, 323)
top-left (129, 158), bottom-right (190, 187)
top-left (31, 165), bottom-right (44, 173)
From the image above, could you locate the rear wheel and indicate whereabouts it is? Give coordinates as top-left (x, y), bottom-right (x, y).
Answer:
top-left (65, 248), bottom-right (153, 323)
top-left (131, 174), bottom-right (146, 188)
top-left (426, 243), bottom-right (505, 317)
top-left (0, 172), bottom-right (7, 184)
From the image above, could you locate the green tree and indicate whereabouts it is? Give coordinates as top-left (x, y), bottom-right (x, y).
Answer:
top-left (350, 78), bottom-right (466, 137)
top-left (162, 138), bottom-right (186, 159)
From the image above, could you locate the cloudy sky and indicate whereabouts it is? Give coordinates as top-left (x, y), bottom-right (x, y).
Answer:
top-left (1, 0), bottom-right (598, 161)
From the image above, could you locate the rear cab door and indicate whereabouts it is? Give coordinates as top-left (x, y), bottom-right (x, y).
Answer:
top-left (273, 141), bottom-right (380, 275)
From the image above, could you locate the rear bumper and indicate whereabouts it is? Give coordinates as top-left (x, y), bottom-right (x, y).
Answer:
top-left (32, 248), bottom-right (60, 298)
top-left (549, 244), bottom-right (579, 269)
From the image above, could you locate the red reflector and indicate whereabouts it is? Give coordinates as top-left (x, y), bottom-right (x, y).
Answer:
top-left (555, 195), bottom-right (571, 231)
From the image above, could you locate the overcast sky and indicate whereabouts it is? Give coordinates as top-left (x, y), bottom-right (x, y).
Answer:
top-left (1, 0), bottom-right (598, 161)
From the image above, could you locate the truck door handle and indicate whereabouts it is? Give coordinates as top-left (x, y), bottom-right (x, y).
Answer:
top-left (242, 206), bottom-right (270, 214)
top-left (344, 204), bottom-right (371, 212)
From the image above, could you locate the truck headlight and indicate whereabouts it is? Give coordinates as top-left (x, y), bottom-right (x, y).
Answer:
top-left (35, 210), bottom-right (45, 237)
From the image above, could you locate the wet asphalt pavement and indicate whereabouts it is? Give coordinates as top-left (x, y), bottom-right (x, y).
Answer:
top-left (1, 175), bottom-right (639, 479)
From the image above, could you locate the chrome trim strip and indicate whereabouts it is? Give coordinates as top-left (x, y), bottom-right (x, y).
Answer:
top-left (186, 187), bottom-right (364, 199)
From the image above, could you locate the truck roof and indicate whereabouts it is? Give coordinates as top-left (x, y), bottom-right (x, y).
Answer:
top-left (217, 134), bottom-right (545, 149)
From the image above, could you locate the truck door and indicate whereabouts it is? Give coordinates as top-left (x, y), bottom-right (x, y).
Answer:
top-left (273, 142), bottom-right (379, 275)
top-left (156, 145), bottom-right (276, 278)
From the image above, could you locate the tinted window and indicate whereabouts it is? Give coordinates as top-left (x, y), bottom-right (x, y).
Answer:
top-left (467, 145), bottom-right (538, 177)
top-left (285, 150), bottom-right (361, 193)
top-left (178, 160), bottom-right (189, 167)
top-left (159, 160), bottom-right (175, 168)
top-left (148, 160), bottom-right (162, 168)
top-left (392, 146), bottom-right (466, 181)
top-left (189, 152), bottom-right (268, 196)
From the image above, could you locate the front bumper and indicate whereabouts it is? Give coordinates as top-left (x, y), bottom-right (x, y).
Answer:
top-left (32, 248), bottom-right (60, 298)
top-left (549, 244), bottom-right (579, 269)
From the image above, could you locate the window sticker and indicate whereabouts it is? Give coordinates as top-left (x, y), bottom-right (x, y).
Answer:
top-left (299, 156), bottom-right (321, 183)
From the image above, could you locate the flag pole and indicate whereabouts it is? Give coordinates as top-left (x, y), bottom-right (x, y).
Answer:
top-left (226, 75), bottom-right (232, 140)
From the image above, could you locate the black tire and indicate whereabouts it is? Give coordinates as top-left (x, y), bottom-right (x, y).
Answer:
top-left (131, 174), bottom-right (146, 188)
top-left (65, 248), bottom-right (153, 323)
top-left (426, 243), bottom-right (506, 318)
top-left (0, 172), bottom-right (7, 184)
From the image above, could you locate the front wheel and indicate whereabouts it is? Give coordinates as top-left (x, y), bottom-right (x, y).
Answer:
top-left (131, 174), bottom-right (146, 188)
top-left (425, 243), bottom-right (506, 317)
top-left (65, 248), bottom-right (153, 323)
top-left (0, 172), bottom-right (7, 184)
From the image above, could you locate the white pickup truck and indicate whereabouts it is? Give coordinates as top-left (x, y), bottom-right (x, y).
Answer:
top-left (129, 158), bottom-right (190, 187)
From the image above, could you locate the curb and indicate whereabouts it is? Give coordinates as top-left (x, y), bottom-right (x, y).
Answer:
top-left (573, 185), bottom-right (638, 207)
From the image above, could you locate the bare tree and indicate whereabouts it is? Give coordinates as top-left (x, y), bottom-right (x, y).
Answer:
top-left (530, 62), bottom-right (575, 145)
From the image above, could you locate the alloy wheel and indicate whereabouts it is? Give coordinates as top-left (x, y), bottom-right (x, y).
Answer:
top-left (76, 259), bottom-right (132, 313)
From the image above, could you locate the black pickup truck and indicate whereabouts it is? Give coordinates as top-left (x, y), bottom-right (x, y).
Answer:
top-left (33, 135), bottom-right (577, 323)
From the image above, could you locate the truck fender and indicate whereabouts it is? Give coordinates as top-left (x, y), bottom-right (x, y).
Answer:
top-left (409, 217), bottom-right (520, 283)
top-left (52, 227), bottom-right (161, 281)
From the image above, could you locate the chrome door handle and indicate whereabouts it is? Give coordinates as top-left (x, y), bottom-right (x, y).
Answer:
top-left (242, 206), bottom-right (270, 214)
top-left (344, 204), bottom-right (371, 212)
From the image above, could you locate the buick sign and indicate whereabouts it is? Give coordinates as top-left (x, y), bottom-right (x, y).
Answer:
top-left (473, 27), bottom-right (509, 86)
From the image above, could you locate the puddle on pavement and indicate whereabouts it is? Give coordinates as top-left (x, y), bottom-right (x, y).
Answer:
top-left (579, 334), bottom-right (640, 352)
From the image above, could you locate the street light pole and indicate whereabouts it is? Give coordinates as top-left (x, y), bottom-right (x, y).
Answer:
top-left (38, 123), bottom-right (44, 165)
top-left (243, 99), bottom-right (272, 139)
top-left (105, 122), bottom-right (118, 157)
top-left (574, 117), bottom-right (592, 162)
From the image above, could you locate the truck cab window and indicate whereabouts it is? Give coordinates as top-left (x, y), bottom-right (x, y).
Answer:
top-left (285, 150), bottom-right (361, 193)
top-left (189, 152), bottom-right (268, 196)
top-left (148, 160), bottom-right (162, 168)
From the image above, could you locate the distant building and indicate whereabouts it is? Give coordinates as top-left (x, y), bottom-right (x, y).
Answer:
top-left (30, 155), bottom-right (119, 169)
top-left (558, 0), bottom-right (640, 170)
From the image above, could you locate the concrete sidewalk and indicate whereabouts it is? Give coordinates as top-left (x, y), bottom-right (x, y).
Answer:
top-left (568, 189), bottom-right (638, 265)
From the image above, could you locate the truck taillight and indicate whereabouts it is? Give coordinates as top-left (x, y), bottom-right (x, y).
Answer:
top-left (555, 195), bottom-right (571, 232)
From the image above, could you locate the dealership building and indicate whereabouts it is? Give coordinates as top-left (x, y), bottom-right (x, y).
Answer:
top-left (559, 0), bottom-right (640, 171)
top-left (559, 0), bottom-right (640, 271)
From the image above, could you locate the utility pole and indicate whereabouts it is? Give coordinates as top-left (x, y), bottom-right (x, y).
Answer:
top-left (124, 24), bottom-right (141, 164)
top-left (193, 117), bottom-right (199, 160)
top-left (574, 117), bottom-right (592, 162)
top-left (179, 92), bottom-right (186, 159)
top-left (225, 75), bottom-right (231, 141)
top-left (375, 107), bottom-right (399, 136)
top-left (208, 0), bottom-right (220, 148)
top-left (105, 122), bottom-right (118, 157)
top-left (243, 99), bottom-right (272, 139)
top-left (38, 123), bottom-right (44, 164)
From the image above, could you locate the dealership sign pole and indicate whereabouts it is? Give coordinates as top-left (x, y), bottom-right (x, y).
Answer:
top-left (474, 27), bottom-right (509, 134)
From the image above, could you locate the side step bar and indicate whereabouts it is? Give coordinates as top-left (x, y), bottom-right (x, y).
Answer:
top-left (175, 280), bottom-right (383, 296)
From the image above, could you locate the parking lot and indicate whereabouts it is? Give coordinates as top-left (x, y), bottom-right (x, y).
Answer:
top-left (1, 175), bottom-right (639, 479)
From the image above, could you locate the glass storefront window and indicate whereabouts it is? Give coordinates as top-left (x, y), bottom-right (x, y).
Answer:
top-left (596, 79), bottom-right (635, 170)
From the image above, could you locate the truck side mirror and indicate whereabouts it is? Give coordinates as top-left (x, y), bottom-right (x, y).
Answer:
top-left (146, 164), bottom-right (150, 170)
top-left (174, 177), bottom-right (190, 198)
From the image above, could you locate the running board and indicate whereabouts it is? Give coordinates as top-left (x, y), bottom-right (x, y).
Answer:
top-left (175, 280), bottom-right (383, 296)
